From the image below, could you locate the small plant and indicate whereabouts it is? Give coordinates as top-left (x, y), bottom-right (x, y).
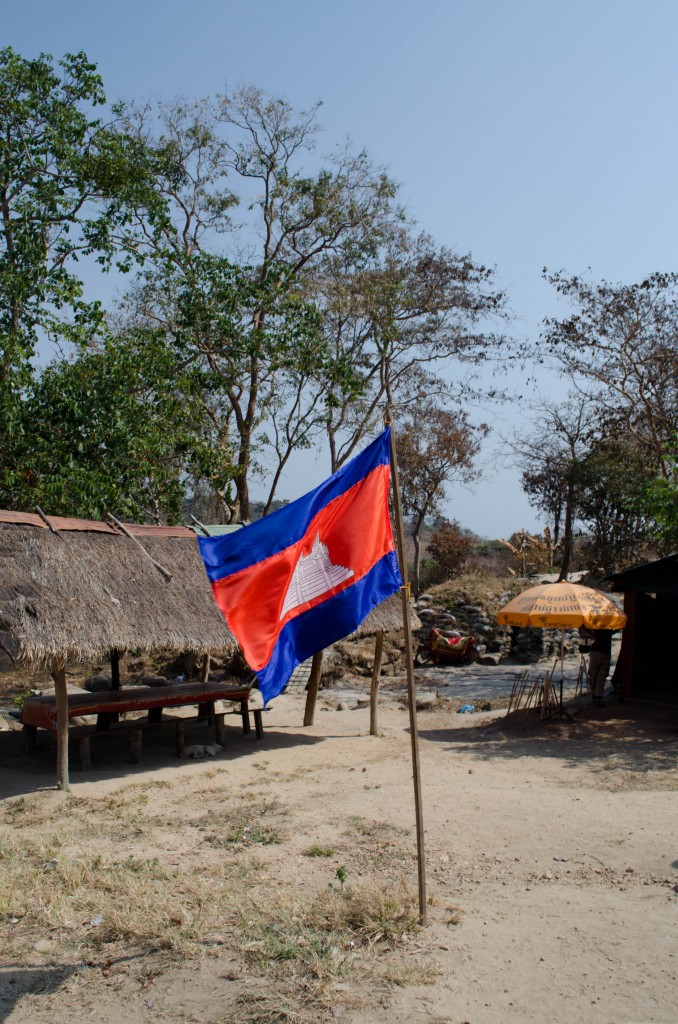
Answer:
top-left (334, 865), bottom-right (347, 889)
top-left (11, 691), bottom-right (31, 710)
top-left (302, 845), bottom-right (334, 858)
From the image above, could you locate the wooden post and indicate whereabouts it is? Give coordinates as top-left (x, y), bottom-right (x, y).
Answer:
top-left (51, 658), bottom-right (70, 792)
top-left (369, 630), bottom-right (384, 736)
top-left (619, 590), bottom-right (636, 701)
top-left (385, 413), bottom-right (427, 925)
top-left (200, 652), bottom-right (211, 683)
top-left (111, 650), bottom-right (121, 690)
top-left (303, 651), bottom-right (324, 727)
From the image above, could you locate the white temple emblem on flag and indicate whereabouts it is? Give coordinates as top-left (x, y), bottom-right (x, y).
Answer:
top-left (280, 534), bottom-right (354, 620)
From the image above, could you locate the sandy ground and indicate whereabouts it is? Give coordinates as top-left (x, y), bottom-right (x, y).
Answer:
top-left (0, 666), bottom-right (677, 1024)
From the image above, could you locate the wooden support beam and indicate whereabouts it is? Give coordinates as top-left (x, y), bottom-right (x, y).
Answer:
top-left (303, 651), bottom-right (324, 727)
top-left (50, 659), bottom-right (70, 791)
top-left (200, 652), bottom-right (211, 683)
top-left (369, 630), bottom-right (384, 736)
top-left (35, 506), bottom-right (62, 536)
top-left (111, 650), bottom-right (121, 691)
top-left (619, 590), bottom-right (636, 701)
top-left (106, 513), bottom-right (173, 582)
top-left (189, 513), bottom-right (211, 537)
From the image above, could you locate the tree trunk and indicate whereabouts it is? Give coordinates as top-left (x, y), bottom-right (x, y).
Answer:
top-left (559, 480), bottom-right (575, 580)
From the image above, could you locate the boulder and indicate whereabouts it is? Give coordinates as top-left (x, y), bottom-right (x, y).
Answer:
top-left (141, 675), bottom-right (170, 687)
top-left (477, 653), bottom-right (503, 666)
top-left (86, 674), bottom-right (113, 692)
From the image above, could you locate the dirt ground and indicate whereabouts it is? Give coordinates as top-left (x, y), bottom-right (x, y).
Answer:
top-left (0, 677), bottom-right (677, 1024)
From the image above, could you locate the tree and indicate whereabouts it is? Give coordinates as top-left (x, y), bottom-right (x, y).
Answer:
top-left (0, 47), bottom-right (160, 384)
top-left (120, 89), bottom-right (396, 519)
top-left (426, 520), bottom-right (475, 584)
top-left (506, 398), bottom-right (592, 578)
top-left (576, 435), bottom-right (657, 571)
top-left (314, 229), bottom-right (509, 472)
top-left (397, 403), bottom-right (487, 596)
top-left (633, 433), bottom-right (678, 554)
top-left (0, 47), bottom-right (163, 498)
top-left (1, 332), bottom-right (231, 522)
top-left (543, 271), bottom-right (678, 476)
top-left (499, 529), bottom-right (552, 577)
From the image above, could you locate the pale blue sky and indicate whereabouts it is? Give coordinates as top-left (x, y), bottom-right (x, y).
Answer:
top-left (5, 1), bottom-right (677, 535)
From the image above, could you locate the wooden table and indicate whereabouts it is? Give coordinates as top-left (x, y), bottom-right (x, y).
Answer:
top-left (20, 682), bottom-right (263, 769)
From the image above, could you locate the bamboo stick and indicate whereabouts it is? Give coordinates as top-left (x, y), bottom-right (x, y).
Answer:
top-left (385, 411), bottom-right (427, 926)
top-left (106, 514), bottom-right (173, 582)
top-left (369, 630), bottom-right (384, 736)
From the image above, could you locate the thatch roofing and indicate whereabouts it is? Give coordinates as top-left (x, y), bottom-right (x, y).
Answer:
top-left (349, 592), bottom-right (420, 638)
top-left (0, 511), bottom-right (413, 667)
top-left (0, 514), bottom-right (238, 667)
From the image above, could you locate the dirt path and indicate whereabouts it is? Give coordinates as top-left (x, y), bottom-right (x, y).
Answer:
top-left (1, 686), bottom-right (676, 1024)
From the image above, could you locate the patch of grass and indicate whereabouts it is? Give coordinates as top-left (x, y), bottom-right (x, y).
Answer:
top-left (205, 824), bottom-right (282, 849)
top-left (197, 797), bottom-right (285, 849)
top-left (347, 815), bottom-right (410, 839)
top-left (0, 831), bottom-right (239, 959)
top-left (232, 992), bottom-right (315, 1024)
top-left (302, 845), bottom-right (335, 858)
top-left (308, 882), bottom-right (419, 946)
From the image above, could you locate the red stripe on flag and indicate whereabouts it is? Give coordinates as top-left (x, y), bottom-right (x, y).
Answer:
top-left (212, 463), bottom-right (393, 670)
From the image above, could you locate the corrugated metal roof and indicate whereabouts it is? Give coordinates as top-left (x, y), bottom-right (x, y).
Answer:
top-left (605, 552), bottom-right (678, 597)
top-left (0, 510), bottom-right (194, 537)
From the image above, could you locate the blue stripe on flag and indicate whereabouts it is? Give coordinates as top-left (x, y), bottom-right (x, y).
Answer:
top-left (199, 429), bottom-right (391, 583)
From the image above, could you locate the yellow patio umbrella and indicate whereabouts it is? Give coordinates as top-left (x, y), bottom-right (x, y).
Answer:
top-left (497, 580), bottom-right (627, 714)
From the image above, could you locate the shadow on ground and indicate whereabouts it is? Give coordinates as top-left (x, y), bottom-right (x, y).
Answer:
top-left (0, 717), bottom-right (325, 797)
top-left (418, 699), bottom-right (678, 776)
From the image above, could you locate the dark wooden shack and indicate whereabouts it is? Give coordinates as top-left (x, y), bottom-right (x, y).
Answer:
top-left (606, 553), bottom-right (678, 704)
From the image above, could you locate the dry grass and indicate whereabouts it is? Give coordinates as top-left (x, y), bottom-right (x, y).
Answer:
top-left (0, 780), bottom-right (437, 1023)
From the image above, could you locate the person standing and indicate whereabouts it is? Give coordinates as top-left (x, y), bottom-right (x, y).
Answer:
top-left (580, 628), bottom-right (614, 707)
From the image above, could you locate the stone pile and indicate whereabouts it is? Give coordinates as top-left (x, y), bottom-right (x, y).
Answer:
top-left (412, 592), bottom-right (582, 666)
top-left (413, 593), bottom-right (512, 665)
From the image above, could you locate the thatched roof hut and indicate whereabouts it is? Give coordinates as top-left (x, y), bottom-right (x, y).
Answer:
top-left (0, 511), bottom-right (414, 668)
top-left (0, 512), bottom-right (237, 667)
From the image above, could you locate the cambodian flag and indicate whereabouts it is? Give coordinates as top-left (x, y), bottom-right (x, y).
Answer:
top-left (198, 429), bottom-right (402, 706)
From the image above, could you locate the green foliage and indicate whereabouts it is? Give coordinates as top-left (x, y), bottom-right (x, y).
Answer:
top-left (0, 332), bottom-right (233, 521)
top-left (0, 47), bottom-right (158, 369)
top-left (633, 434), bottom-right (678, 553)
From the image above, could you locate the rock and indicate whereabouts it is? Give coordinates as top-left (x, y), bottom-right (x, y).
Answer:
top-left (86, 674), bottom-right (113, 692)
top-left (415, 692), bottom-right (437, 710)
top-left (478, 653), bottom-right (503, 666)
top-left (180, 743), bottom-right (223, 759)
top-left (34, 939), bottom-right (52, 953)
top-left (141, 675), bottom-right (170, 687)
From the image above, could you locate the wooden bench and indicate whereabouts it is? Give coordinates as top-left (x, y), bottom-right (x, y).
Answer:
top-left (20, 682), bottom-right (263, 769)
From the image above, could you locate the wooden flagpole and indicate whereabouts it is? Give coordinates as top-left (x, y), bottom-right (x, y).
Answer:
top-left (385, 409), bottom-right (427, 925)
